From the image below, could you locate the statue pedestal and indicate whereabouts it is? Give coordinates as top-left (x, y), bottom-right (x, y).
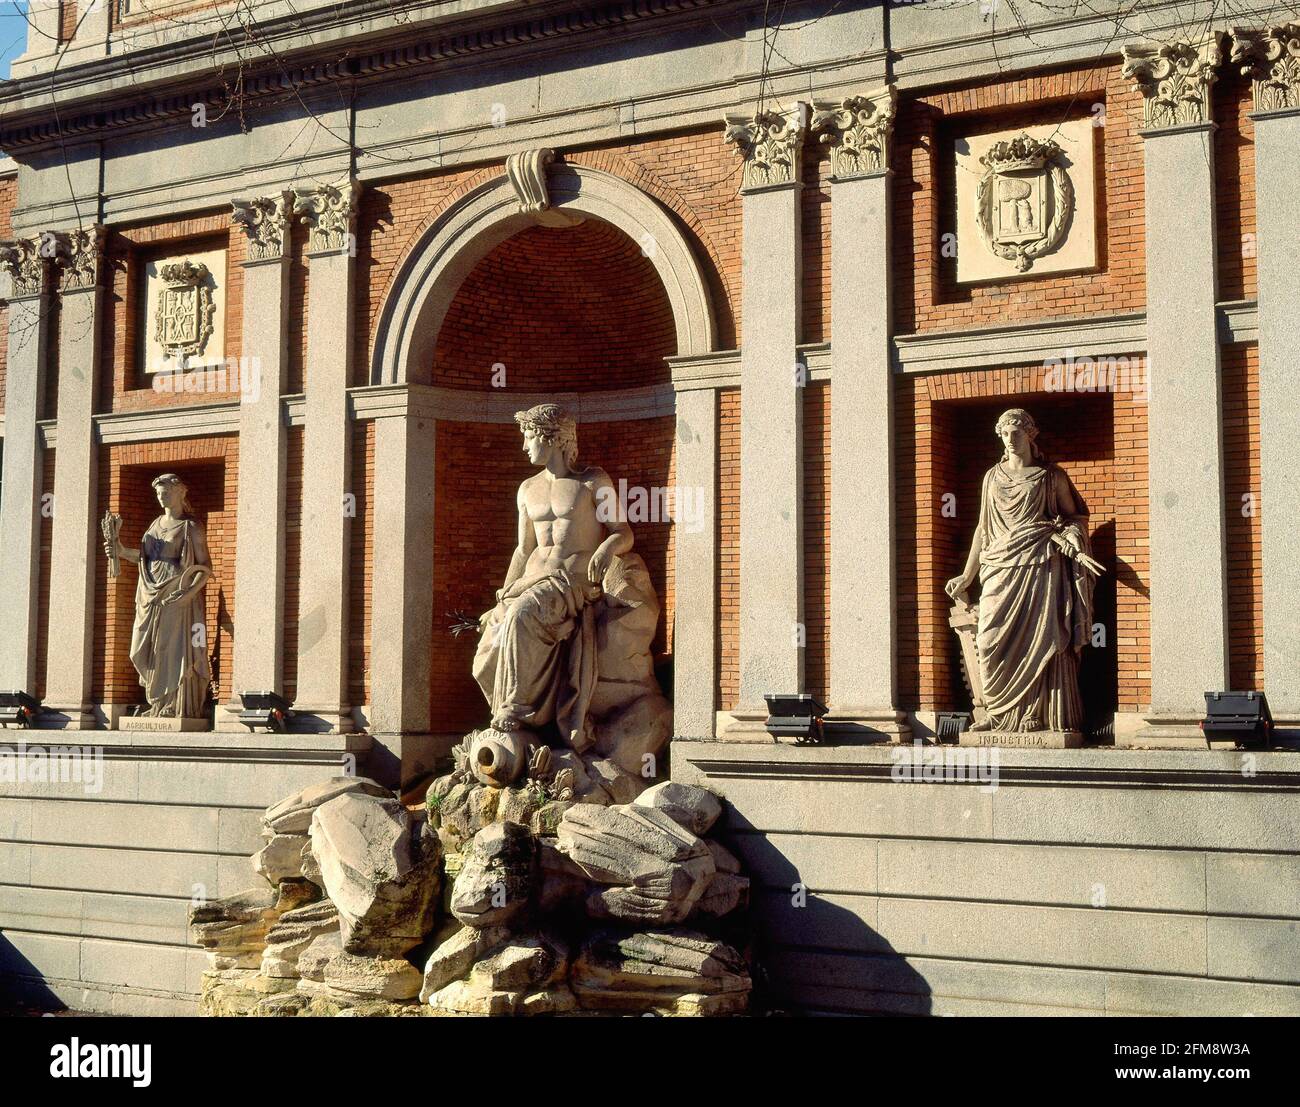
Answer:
top-left (956, 729), bottom-right (1083, 749)
top-left (117, 716), bottom-right (212, 733)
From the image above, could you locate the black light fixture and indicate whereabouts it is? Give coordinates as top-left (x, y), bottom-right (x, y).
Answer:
top-left (763, 693), bottom-right (829, 745)
top-left (237, 691), bottom-right (293, 733)
top-left (1201, 691), bottom-right (1274, 749)
top-left (936, 711), bottom-right (972, 744)
top-left (0, 690), bottom-right (42, 728)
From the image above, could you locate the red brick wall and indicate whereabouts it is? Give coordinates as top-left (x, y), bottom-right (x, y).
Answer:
top-left (432, 220), bottom-right (676, 391)
top-left (1215, 68), bottom-right (1257, 303)
top-left (717, 387), bottom-right (740, 710)
top-left (896, 365), bottom-right (1150, 720)
top-left (91, 436), bottom-right (238, 711)
top-left (802, 380), bottom-right (830, 704)
top-left (429, 415), bottom-right (675, 735)
top-left (34, 448), bottom-right (55, 701)
top-left (0, 173), bottom-right (13, 419)
top-left (98, 213), bottom-right (244, 414)
top-left (1223, 344), bottom-right (1262, 690)
top-left (282, 427), bottom-right (304, 702)
top-left (348, 421), bottom-right (374, 709)
top-left (58, 2), bottom-right (78, 44)
top-left (359, 129), bottom-right (741, 388)
top-left (894, 63), bottom-right (1145, 335)
top-left (801, 146), bottom-right (831, 346)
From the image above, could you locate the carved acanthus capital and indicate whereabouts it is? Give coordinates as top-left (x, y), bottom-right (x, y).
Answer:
top-left (0, 235), bottom-right (55, 298)
top-left (1122, 36), bottom-right (1224, 129)
top-left (231, 191), bottom-right (293, 261)
top-left (810, 87), bottom-right (896, 178)
top-left (1231, 24), bottom-right (1300, 113)
top-left (55, 226), bottom-right (106, 292)
top-left (293, 180), bottom-right (359, 254)
top-left (723, 104), bottom-right (808, 191)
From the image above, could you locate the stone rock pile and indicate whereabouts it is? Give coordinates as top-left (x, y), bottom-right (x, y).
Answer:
top-left (191, 768), bottom-right (751, 1017)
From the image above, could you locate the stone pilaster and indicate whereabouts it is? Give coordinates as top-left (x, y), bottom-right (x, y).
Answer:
top-left (1123, 38), bottom-right (1229, 741)
top-left (722, 104), bottom-right (807, 735)
top-left (1233, 24), bottom-right (1300, 718)
top-left (811, 87), bottom-right (907, 739)
top-left (672, 386), bottom-right (718, 739)
top-left (291, 181), bottom-right (359, 733)
top-left (0, 236), bottom-right (56, 696)
top-left (224, 193), bottom-right (292, 727)
top-left (43, 227), bottom-right (106, 729)
top-left (368, 395), bottom-right (438, 785)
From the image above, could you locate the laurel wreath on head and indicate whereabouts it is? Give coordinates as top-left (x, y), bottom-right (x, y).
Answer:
top-left (975, 162), bottom-right (1074, 273)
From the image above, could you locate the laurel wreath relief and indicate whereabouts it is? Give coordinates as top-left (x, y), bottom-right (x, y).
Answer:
top-left (975, 162), bottom-right (1074, 273)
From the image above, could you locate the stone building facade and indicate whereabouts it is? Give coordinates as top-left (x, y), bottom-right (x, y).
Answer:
top-left (0, 0), bottom-right (1297, 1015)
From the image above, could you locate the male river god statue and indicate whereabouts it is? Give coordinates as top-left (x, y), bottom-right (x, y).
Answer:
top-left (945, 408), bottom-right (1104, 738)
top-left (103, 473), bottom-right (213, 721)
top-left (470, 403), bottom-right (671, 789)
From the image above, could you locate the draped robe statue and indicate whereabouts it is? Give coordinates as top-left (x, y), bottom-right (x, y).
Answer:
top-left (946, 409), bottom-right (1104, 734)
top-left (470, 404), bottom-right (671, 787)
top-left (104, 473), bottom-right (213, 719)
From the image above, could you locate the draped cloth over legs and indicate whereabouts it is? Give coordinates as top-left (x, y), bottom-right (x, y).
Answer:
top-left (129, 517), bottom-right (211, 718)
top-left (473, 570), bottom-right (601, 751)
top-left (976, 463), bottom-right (1094, 732)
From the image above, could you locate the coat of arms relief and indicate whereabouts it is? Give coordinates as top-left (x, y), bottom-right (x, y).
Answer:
top-left (975, 133), bottom-right (1074, 273)
top-left (154, 259), bottom-right (216, 362)
top-left (956, 120), bottom-right (1096, 284)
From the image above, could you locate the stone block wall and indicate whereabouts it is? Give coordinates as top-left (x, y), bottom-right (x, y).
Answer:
top-left (674, 741), bottom-right (1300, 1016)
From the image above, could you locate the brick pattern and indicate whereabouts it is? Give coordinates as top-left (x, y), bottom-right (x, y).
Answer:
top-left (34, 448), bottom-right (55, 701)
top-left (58, 2), bottom-right (78, 44)
top-left (1223, 344), bottom-right (1262, 690)
top-left (98, 213), bottom-right (244, 414)
top-left (429, 416), bottom-right (676, 735)
top-left (358, 129), bottom-right (742, 387)
top-left (432, 220), bottom-right (676, 391)
top-left (894, 63), bottom-right (1145, 334)
top-left (282, 427), bottom-right (304, 702)
top-left (896, 365), bottom-right (1150, 721)
top-left (801, 146), bottom-right (831, 345)
top-left (0, 303), bottom-right (7, 418)
top-left (803, 380), bottom-right (830, 704)
top-left (348, 420), bottom-right (374, 708)
top-left (90, 436), bottom-right (238, 711)
top-left (717, 387), bottom-right (740, 710)
top-left (1215, 69), bottom-right (1257, 303)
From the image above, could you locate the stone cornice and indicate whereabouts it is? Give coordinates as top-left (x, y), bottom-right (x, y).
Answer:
top-left (0, 0), bottom-right (730, 148)
top-left (810, 87), bottom-right (897, 179)
top-left (723, 104), bottom-right (809, 193)
top-left (1231, 23), bottom-right (1300, 113)
top-left (231, 192), bottom-right (294, 263)
top-left (1122, 35), bottom-right (1225, 129)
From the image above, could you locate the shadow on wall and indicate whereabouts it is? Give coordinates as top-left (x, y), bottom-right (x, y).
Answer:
top-left (720, 828), bottom-right (932, 1017)
top-left (0, 934), bottom-right (67, 1015)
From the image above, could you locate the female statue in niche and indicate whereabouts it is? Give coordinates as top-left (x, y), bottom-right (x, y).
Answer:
top-left (945, 409), bottom-right (1104, 733)
top-left (103, 473), bottom-right (213, 719)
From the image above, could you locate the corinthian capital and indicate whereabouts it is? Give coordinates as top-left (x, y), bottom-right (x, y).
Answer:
top-left (55, 226), bottom-right (106, 292)
top-left (293, 180), bottom-right (359, 255)
top-left (723, 103), bottom-right (808, 192)
top-left (0, 235), bottom-right (55, 298)
top-left (231, 191), bottom-right (293, 262)
top-left (811, 87), bottom-right (897, 179)
top-left (1122, 35), bottom-right (1225, 129)
top-left (1231, 24), bottom-right (1300, 113)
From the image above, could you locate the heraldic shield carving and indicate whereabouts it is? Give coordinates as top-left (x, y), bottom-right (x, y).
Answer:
top-left (975, 133), bottom-right (1075, 273)
top-left (155, 259), bottom-right (216, 362)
